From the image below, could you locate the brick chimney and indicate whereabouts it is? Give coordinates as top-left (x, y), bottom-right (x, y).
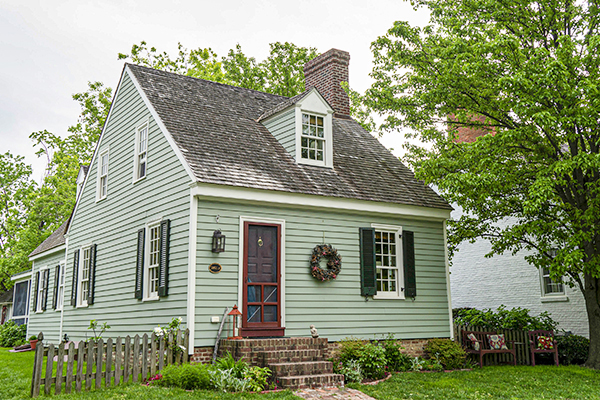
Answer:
top-left (303, 49), bottom-right (350, 117)
top-left (449, 113), bottom-right (495, 143)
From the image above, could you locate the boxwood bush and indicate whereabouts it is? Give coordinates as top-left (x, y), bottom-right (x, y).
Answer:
top-left (157, 363), bottom-right (211, 390)
top-left (555, 334), bottom-right (589, 365)
top-left (0, 321), bottom-right (27, 347)
top-left (425, 339), bottom-right (467, 370)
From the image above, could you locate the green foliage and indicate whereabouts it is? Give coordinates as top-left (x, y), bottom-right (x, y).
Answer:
top-left (333, 359), bottom-right (364, 383)
top-left (0, 321), bottom-right (27, 347)
top-left (214, 351), bottom-right (249, 379)
top-left (453, 306), bottom-right (558, 330)
top-left (243, 366), bottom-right (271, 392)
top-left (425, 339), bottom-right (467, 370)
top-left (556, 334), bottom-right (590, 365)
top-left (421, 357), bottom-right (444, 372)
top-left (158, 363), bottom-right (211, 390)
top-left (359, 0), bottom-right (600, 367)
top-left (337, 338), bottom-right (387, 380)
top-left (120, 41), bottom-right (318, 97)
top-left (381, 335), bottom-right (411, 372)
top-left (87, 320), bottom-right (111, 341)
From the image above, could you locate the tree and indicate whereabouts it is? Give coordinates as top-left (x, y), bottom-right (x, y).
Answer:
top-left (363, 0), bottom-right (600, 368)
top-left (119, 41), bottom-right (318, 97)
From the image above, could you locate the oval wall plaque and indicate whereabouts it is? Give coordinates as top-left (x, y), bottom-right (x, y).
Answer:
top-left (209, 263), bottom-right (222, 274)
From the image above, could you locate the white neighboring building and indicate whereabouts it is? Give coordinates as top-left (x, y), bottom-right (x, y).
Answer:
top-left (450, 216), bottom-right (589, 337)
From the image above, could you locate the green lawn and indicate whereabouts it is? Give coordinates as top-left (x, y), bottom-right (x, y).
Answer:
top-left (4, 347), bottom-right (600, 400)
top-left (350, 365), bottom-right (600, 400)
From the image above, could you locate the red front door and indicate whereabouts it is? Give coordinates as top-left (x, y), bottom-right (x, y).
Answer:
top-left (241, 222), bottom-right (284, 337)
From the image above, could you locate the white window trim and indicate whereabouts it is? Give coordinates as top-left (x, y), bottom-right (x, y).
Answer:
top-left (35, 267), bottom-right (49, 313)
top-left (294, 106), bottom-right (333, 168)
top-left (371, 223), bottom-right (405, 300)
top-left (11, 278), bottom-right (31, 321)
top-left (143, 219), bottom-right (162, 301)
top-left (133, 120), bottom-right (149, 184)
top-left (539, 266), bottom-right (566, 299)
top-left (96, 148), bottom-right (109, 202)
top-left (56, 262), bottom-right (65, 311)
top-left (77, 245), bottom-right (92, 308)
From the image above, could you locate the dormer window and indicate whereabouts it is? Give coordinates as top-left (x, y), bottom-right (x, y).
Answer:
top-left (301, 113), bottom-right (325, 161)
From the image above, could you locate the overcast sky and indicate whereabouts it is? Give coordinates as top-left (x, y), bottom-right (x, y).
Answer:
top-left (0, 0), bottom-right (429, 182)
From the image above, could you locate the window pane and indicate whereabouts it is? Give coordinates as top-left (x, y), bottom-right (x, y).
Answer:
top-left (263, 286), bottom-right (277, 303)
top-left (310, 126), bottom-right (316, 136)
top-left (247, 305), bottom-right (261, 323)
top-left (303, 125), bottom-right (309, 135)
top-left (302, 148), bottom-right (308, 158)
top-left (317, 151), bottom-right (323, 161)
top-left (309, 149), bottom-right (316, 159)
top-left (317, 127), bottom-right (324, 138)
top-left (317, 140), bottom-right (323, 150)
top-left (310, 115), bottom-right (316, 125)
top-left (264, 305), bottom-right (277, 322)
top-left (248, 286), bottom-right (260, 303)
top-left (302, 114), bottom-right (309, 124)
top-left (317, 116), bottom-right (323, 126)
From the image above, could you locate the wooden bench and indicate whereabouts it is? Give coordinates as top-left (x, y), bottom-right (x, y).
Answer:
top-left (528, 330), bottom-right (559, 366)
top-left (462, 330), bottom-right (517, 367)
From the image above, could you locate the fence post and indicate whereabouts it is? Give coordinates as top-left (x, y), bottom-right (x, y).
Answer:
top-left (96, 339), bottom-right (104, 389)
top-left (45, 343), bottom-right (55, 395)
top-left (105, 338), bottom-right (113, 387)
top-left (141, 334), bottom-right (148, 381)
top-left (132, 335), bottom-right (140, 383)
top-left (86, 340), bottom-right (94, 390)
top-left (115, 337), bottom-right (122, 385)
top-left (56, 341), bottom-right (64, 395)
top-left (76, 341), bottom-right (84, 392)
top-left (66, 342), bottom-right (75, 393)
top-left (158, 334), bottom-right (165, 371)
top-left (150, 333), bottom-right (157, 377)
top-left (30, 332), bottom-right (44, 398)
top-left (124, 336), bottom-right (131, 383)
top-left (183, 328), bottom-right (190, 363)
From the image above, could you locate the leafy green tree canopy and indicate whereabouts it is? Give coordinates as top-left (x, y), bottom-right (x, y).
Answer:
top-left (363, 0), bottom-right (600, 368)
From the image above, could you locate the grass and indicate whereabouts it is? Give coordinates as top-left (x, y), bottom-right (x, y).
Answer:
top-left (349, 365), bottom-right (600, 400)
top-left (4, 347), bottom-right (600, 399)
top-left (0, 348), bottom-right (300, 399)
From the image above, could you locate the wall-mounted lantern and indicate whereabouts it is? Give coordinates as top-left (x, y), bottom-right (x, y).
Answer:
top-left (212, 230), bottom-right (226, 253)
top-left (227, 304), bottom-right (242, 339)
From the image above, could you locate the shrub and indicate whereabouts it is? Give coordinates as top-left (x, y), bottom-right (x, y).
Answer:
top-left (243, 366), bottom-right (271, 392)
top-left (0, 321), bottom-right (27, 347)
top-left (422, 357), bottom-right (444, 372)
top-left (157, 363), bottom-right (210, 390)
top-left (214, 351), bottom-right (249, 378)
top-left (555, 334), bottom-right (589, 365)
top-left (208, 368), bottom-right (249, 392)
top-left (381, 336), bottom-right (411, 372)
top-left (453, 305), bottom-right (557, 330)
top-left (425, 339), bottom-right (467, 370)
top-left (333, 359), bottom-right (363, 383)
top-left (336, 337), bottom-right (387, 380)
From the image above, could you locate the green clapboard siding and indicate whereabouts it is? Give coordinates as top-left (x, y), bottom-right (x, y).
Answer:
top-left (28, 251), bottom-right (65, 343)
top-left (262, 108), bottom-right (296, 158)
top-left (194, 199), bottom-right (450, 347)
top-left (62, 71), bottom-right (192, 342)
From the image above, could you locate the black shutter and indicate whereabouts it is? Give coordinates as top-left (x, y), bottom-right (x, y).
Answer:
top-left (71, 250), bottom-right (79, 307)
top-left (135, 228), bottom-right (145, 299)
top-left (88, 244), bottom-right (97, 305)
top-left (403, 230), bottom-right (416, 298)
top-left (41, 269), bottom-right (49, 311)
top-left (158, 219), bottom-right (170, 297)
top-left (32, 271), bottom-right (39, 312)
top-left (52, 265), bottom-right (60, 309)
top-left (359, 227), bottom-right (377, 296)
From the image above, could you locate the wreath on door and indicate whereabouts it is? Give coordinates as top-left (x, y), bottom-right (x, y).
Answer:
top-left (310, 244), bottom-right (342, 281)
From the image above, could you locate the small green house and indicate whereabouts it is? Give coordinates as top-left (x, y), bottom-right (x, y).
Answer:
top-left (26, 49), bottom-right (453, 357)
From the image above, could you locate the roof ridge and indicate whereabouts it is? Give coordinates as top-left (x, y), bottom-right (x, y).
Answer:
top-left (125, 63), bottom-right (289, 100)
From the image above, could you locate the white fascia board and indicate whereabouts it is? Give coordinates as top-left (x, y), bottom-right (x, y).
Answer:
top-left (67, 67), bottom-right (128, 237)
top-left (28, 245), bottom-right (66, 262)
top-left (297, 88), bottom-right (334, 114)
top-left (190, 183), bottom-right (451, 220)
top-left (125, 66), bottom-right (196, 183)
top-left (11, 270), bottom-right (32, 281)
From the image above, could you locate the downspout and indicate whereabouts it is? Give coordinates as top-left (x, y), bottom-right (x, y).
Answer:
top-left (59, 236), bottom-right (68, 342)
top-left (443, 220), bottom-right (454, 340)
top-left (186, 190), bottom-right (198, 355)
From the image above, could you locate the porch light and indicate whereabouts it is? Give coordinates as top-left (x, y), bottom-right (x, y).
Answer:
top-left (212, 230), bottom-right (226, 253)
top-left (227, 305), bottom-right (242, 339)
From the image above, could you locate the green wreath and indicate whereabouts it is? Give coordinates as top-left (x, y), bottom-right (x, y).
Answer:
top-left (310, 244), bottom-right (342, 281)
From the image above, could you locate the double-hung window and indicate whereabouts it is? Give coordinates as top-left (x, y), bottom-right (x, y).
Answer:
top-left (79, 248), bottom-right (91, 307)
top-left (145, 223), bottom-right (161, 300)
top-left (97, 150), bottom-right (109, 200)
top-left (301, 113), bottom-right (325, 162)
top-left (57, 263), bottom-right (65, 310)
top-left (373, 225), bottom-right (404, 298)
top-left (540, 267), bottom-right (565, 297)
top-left (135, 123), bottom-right (148, 181)
top-left (36, 271), bottom-right (46, 312)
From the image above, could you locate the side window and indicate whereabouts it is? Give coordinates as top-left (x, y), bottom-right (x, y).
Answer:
top-left (135, 219), bottom-right (170, 300)
top-left (145, 223), bottom-right (161, 300)
top-left (374, 227), bottom-right (403, 298)
top-left (134, 123), bottom-right (148, 181)
top-left (97, 149), bottom-right (109, 200)
top-left (79, 248), bottom-right (91, 307)
top-left (57, 263), bottom-right (65, 310)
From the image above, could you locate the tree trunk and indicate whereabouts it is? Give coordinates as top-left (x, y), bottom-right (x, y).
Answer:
top-left (583, 276), bottom-right (600, 369)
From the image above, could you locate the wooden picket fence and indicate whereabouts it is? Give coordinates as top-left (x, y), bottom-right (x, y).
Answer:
top-left (30, 329), bottom-right (190, 397)
top-left (454, 323), bottom-right (532, 366)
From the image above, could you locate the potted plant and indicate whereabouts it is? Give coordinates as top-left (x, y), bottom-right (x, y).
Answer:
top-left (29, 335), bottom-right (38, 350)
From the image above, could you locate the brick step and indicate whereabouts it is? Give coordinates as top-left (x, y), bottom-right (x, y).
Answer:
top-left (268, 361), bottom-right (333, 377)
top-left (258, 349), bottom-right (323, 365)
top-left (278, 373), bottom-right (345, 389)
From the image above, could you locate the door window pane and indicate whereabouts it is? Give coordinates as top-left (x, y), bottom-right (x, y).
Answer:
top-left (248, 286), bottom-right (260, 303)
top-left (247, 305), bottom-right (261, 323)
top-left (263, 286), bottom-right (277, 303)
top-left (264, 306), bottom-right (277, 322)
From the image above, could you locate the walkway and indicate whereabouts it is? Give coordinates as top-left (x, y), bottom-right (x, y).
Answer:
top-left (294, 387), bottom-right (376, 400)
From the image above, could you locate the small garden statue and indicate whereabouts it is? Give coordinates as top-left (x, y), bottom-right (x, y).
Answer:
top-left (310, 324), bottom-right (319, 338)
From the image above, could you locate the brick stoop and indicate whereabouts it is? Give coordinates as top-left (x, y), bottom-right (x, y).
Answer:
top-left (219, 337), bottom-right (344, 389)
